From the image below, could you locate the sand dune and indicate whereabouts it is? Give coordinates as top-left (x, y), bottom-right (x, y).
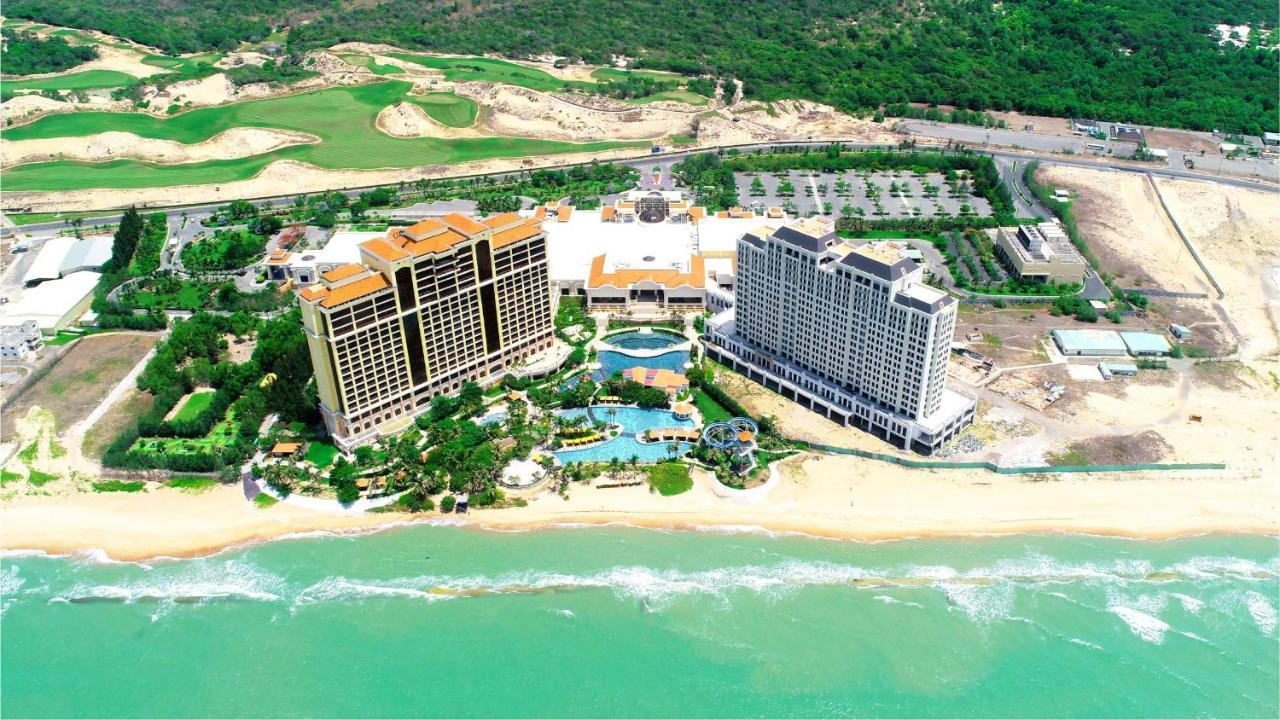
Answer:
top-left (375, 101), bottom-right (486, 139)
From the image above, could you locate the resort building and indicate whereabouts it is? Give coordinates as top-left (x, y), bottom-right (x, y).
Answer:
top-left (990, 221), bottom-right (1086, 285)
top-left (584, 253), bottom-right (707, 312)
top-left (704, 216), bottom-right (975, 454)
top-left (297, 213), bottom-right (555, 450)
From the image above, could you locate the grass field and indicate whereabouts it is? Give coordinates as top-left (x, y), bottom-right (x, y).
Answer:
top-left (4, 69), bottom-right (139, 92)
top-left (0, 333), bottom-right (159, 440)
top-left (336, 54), bottom-right (403, 76)
top-left (304, 441), bottom-right (340, 468)
top-left (590, 67), bottom-right (684, 83)
top-left (172, 390), bottom-right (215, 422)
top-left (4, 80), bottom-right (642, 191)
top-left (5, 210), bottom-right (115, 226)
top-left (646, 462), bottom-right (693, 496)
top-left (626, 90), bottom-right (709, 106)
top-left (387, 54), bottom-right (591, 92)
top-left (405, 92), bottom-right (478, 127)
top-left (692, 388), bottom-right (734, 424)
top-left (167, 475), bottom-right (219, 492)
top-left (130, 412), bottom-right (240, 456)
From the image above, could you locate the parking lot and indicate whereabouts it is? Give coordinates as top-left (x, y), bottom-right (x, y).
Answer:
top-left (733, 170), bottom-right (993, 220)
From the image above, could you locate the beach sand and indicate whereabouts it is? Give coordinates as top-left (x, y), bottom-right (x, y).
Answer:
top-left (3, 455), bottom-right (1275, 562)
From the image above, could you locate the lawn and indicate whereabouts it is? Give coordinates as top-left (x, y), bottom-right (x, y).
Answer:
top-left (304, 441), bottom-right (341, 469)
top-left (405, 92), bottom-right (478, 127)
top-left (172, 390), bottom-right (215, 422)
top-left (4, 80), bottom-right (643, 191)
top-left (336, 54), bottom-right (403, 76)
top-left (626, 90), bottom-right (709, 106)
top-left (130, 412), bottom-right (240, 456)
top-left (5, 69), bottom-right (139, 92)
top-left (646, 462), bottom-right (693, 496)
top-left (5, 210), bottom-right (115, 225)
top-left (141, 52), bottom-right (224, 80)
top-left (1, 468), bottom-right (24, 485)
top-left (692, 388), bottom-right (734, 424)
top-left (387, 54), bottom-right (590, 92)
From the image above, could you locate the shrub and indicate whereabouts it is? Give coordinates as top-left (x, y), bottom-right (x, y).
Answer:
top-left (440, 495), bottom-right (457, 513)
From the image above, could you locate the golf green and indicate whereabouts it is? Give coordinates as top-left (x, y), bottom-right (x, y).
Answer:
top-left (4, 81), bottom-right (642, 191)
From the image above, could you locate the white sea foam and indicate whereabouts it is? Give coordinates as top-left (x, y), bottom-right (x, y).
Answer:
top-left (1109, 605), bottom-right (1170, 644)
top-left (1243, 591), bottom-right (1277, 636)
top-left (1170, 593), bottom-right (1205, 614)
top-left (873, 594), bottom-right (924, 609)
top-left (50, 559), bottom-right (286, 605)
top-left (1068, 637), bottom-right (1103, 650)
top-left (0, 565), bottom-right (25, 616)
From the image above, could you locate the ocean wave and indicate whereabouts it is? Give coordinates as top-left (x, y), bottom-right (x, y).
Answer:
top-left (0, 565), bottom-right (25, 616)
top-left (1243, 591), bottom-right (1277, 636)
top-left (49, 560), bottom-right (286, 605)
top-left (1108, 605), bottom-right (1170, 644)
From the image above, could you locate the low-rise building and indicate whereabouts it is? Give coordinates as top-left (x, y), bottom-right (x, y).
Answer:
top-left (621, 366), bottom-right (688, 394)
top-left (1051, 329), bottom-right (1128, 356)
top-left (584, 252), bottom-right (706, 312)
top-left (1110, 124), bottom-right (1145, 144)
top-left (991, 221), bottom-right (1086, 285)
top-left (1120, 331), bottom-right (1172, 356)
top-left (0, 320), bottom-right (44, 360)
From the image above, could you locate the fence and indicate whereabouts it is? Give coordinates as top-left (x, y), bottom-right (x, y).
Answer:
top-left (797, 441), bottom-right (1225, 475)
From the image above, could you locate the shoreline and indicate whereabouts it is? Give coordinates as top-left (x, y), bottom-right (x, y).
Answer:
top-left (2, 453), bottom-right (1276, 562)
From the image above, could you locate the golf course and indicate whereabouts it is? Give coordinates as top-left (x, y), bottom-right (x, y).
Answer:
top-left (3, 80), bottom-right (642, 191)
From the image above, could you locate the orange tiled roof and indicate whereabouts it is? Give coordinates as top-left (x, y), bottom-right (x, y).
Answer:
top-left (265, 249), bottom-right (291, 264)
top-left (556, 205), bottom-right (573, 222)
top-left (766, 206), bottom-right (784, 218)
top-left (441, 212), bottom-right (486, 234)
top-left (493, 219), bottom-right (542, 249)
top-left (714, 210), bottom-right (730, 218)
top-left (587, 254), bottom-right (705, 289)
top-left (321, 264), bottom-right (366, 283)
top-left (379, 224), bottom-right (468, 256)
top-left (482, 212), bottom-right (522, 229)
top-left (601, 206), bottom-right (617, 221)
top-left (299, 284), bottom-right (327, 302)
top-left (361, 237), bottom-right (410, 262)
top-left (320, 273), bottom-right (389, 308)
top-left (617, 201), bottom-right (635, 210)
top-left (534, 206), bottom-right (547, 219)
top-left (622, 366), bottom-right (687, 391)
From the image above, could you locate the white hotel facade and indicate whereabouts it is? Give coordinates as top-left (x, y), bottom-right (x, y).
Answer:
top-left (704, 217), bottom-right (975, 454)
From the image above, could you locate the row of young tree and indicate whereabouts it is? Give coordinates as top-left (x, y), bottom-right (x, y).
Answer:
top-left (9, 0), bottom-right (1274, 133)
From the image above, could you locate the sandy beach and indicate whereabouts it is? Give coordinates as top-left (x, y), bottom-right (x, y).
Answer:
top-left (3, 454), bottom-right (1275, 562)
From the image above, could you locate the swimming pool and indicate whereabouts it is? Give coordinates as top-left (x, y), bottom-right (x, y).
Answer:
top-left (594, 349), bottom-right (688, 382)
top-left (553, 405), bottom-right (695, 464)
top-left (603, 330), bottom-right (685, 351)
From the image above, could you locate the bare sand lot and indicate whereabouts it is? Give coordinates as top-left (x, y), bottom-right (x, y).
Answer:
top-left (1038, 165), bottom-right (1208, 292)
top-left (1153, 177), bottom-right (1280, 358)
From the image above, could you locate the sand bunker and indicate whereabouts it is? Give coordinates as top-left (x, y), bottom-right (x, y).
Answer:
top-left (375, 101), bottom-right (485, 139)
top-left (1, 128), bottom-right (318, 167)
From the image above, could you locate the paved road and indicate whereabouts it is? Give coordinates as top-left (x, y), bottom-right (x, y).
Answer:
top-left (5, 137), bottom-right (1275, 237)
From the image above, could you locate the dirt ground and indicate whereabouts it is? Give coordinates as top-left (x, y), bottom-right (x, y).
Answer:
top-left (1058, 430), bottom-right (1173, 465)
top-left (81, 387), bottom-right (153, 459)
top-left (0, 333), bottom-right (158, 440)
top-left (1037, 165), bottom-right (1208, 292)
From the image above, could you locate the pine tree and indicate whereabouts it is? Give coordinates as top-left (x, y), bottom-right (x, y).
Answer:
top-left (109, 206), bottom-right (144, 272)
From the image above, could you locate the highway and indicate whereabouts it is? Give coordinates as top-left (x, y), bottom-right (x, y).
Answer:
top-left (5, 133), bottom-right (1276, 236)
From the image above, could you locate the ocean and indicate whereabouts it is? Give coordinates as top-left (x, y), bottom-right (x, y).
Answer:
top-left (2, 526), bottom-right (1277, 718)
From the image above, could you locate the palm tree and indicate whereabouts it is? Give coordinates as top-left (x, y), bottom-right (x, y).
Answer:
top-left (608, 456), bottom-right (623, 480)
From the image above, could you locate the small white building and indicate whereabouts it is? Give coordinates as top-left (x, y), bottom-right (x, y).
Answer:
top-left (0, 320), bottom-right (44, 360)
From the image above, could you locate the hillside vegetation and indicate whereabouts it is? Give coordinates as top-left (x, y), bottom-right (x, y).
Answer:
top-left (4, 0), bottom-right (1276, 133)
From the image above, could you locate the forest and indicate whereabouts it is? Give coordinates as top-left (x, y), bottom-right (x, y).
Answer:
top-left (1, 28), bottom-right (98, 75)
top-left (4, 0), bottom-right (1276, 133)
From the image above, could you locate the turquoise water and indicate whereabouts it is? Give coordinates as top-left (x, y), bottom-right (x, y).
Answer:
top-left (594, 349), bottom-right (688, 382)
top-left (604, 331), bottom-right (684, 351)
top-left (553, 405), bottom-right (694, 463)
top-left (2, 529), bottom-right (1277, 718)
